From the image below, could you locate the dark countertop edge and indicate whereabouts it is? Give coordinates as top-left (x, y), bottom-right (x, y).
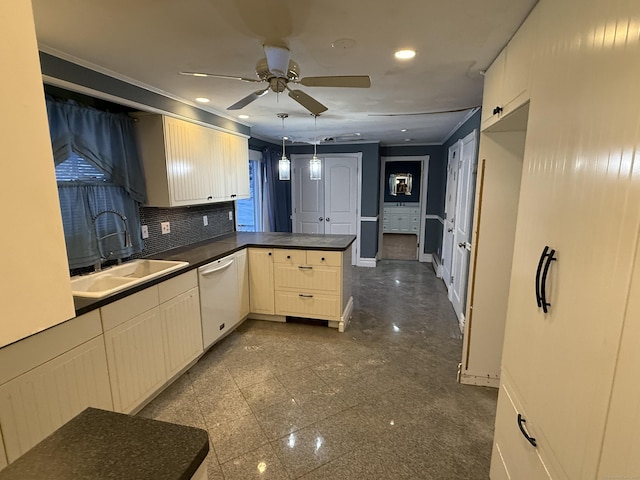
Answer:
top-left (73, 233), bottom-right (356, 316)
top-left (0, 408), bottom-right (209, 480)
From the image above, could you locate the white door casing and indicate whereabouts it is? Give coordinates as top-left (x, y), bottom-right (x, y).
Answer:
top-left (450, 130), bottom-right (477, 325)
top-left (442, 143), bottom-right (460, 287)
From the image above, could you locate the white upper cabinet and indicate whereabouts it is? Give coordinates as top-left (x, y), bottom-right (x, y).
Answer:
top-left (133, 114), bottom-right (249, 207)
top-left (481, 7), bottom-right (537, 130)
top-left (0, 0), bottom-right (76, 348)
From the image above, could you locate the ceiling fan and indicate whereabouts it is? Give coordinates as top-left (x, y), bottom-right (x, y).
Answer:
top-left (180, 45), bottom-right (371, 116)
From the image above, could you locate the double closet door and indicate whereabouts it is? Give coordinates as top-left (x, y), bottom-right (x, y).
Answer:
top-left (291, 154), bottom-right (358, 263)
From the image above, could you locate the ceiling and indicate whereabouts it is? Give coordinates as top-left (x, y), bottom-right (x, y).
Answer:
top-left (31, 0), bottom-right (537, 146)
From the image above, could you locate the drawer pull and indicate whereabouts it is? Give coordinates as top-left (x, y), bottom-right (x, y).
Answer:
top-left (299, 294), bottom-right (314, 298)
top-left (298, 265), bottom-right (313, 270)
top-left (517, 414), bottom-right (537, 447)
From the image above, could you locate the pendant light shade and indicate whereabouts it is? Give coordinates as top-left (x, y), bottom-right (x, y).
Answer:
top-left (277, 113), bottom-right (290, 181)
top-left (309, 143), bottom-right (321, 180)
top-left (309, 115), bottom-right (322, 180)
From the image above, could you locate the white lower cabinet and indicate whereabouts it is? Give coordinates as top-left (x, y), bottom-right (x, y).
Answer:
top-left (104, 307), bottom-right (166, 413)
top-left (101, 271), bottom-right (202, 413)
top-left (0, 311), bottom-right (112, 463)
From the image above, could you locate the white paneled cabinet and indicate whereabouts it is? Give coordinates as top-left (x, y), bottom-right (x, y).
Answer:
top-left (382, 205), bottom-right (420, 234)
top-left (236, 249), bottom-right (250, 320)
top-left (0, 311), bottom-right (112, 463)
top-left (101, 271), bottom-right (202, 413)
top-left (481, 7), bottom-right (537, 130)
top-left (248, 248), bottom-right (275, 315)
top-left (133, 114), bottom-right (249, 207)
top-left (488, 1), bottom-right (640, 479)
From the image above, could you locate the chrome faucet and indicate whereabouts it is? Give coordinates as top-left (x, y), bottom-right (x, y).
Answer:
top-left (92, 209), bottom-right (132, 272)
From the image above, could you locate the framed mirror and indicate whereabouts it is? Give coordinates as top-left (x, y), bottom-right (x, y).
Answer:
top-left (389, 173), bottom-right (413, 196)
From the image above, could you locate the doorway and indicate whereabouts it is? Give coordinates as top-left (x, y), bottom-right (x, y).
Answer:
top-left (291, 153), bottom-right (360, 265)
top-left (379, 156), bottom-right (429, 262)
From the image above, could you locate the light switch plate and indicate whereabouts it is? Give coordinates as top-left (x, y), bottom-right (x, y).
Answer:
top-left (203, 215), bottom-right (208, 226)
top-left (228, 211), bottom-right (233, 221)
top-left (141, 225), bottom-right (149, 239)
top-left (161, 221), bottom-right (171, 234)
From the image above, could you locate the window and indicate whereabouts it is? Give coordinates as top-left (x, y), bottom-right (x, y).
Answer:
top-left (236, 155), bottom-right (263, 232)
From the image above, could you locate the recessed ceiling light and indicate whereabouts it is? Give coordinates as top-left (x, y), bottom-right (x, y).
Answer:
top-left (401, 129), bottom-right (407, 132)
top-left (193, 73), bottom-right (208, 77)
top-left (404, 138), bottom-right (412, 142)
top-left (355, 133), bottom-right (361, 136)
top-left (195, 97), bottom-right (210, 103)
top-left (238, 114), bottom-right (250, 119)
top-left (395, 49), bottom-right (416, 60)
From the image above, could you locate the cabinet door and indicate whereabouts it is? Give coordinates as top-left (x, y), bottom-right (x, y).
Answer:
top-left (222, 134), bottom-right (250, 200)
top-left (236, 249), bottom-right (250, 320)
top-left (480, 49), bottom-right (505, 128)
top-left (104, 307), bottom-right (166, 413)
top-left (0, 336), bottom-right (113, 462)
top-left (160, 288), bottom-right (203, 379)
top-left (502, 6), bottom-right (536, 115)
top-left (248, 248), bottom-right (274, 314)
top-left (163, 117), bottom-right (215, 206)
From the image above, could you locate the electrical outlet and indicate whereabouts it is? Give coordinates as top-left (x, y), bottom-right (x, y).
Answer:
top-left (203, 215), bottom-right (208, 226)
top-left (141, 225), bottom-right (149, 239)
top-left (228, 211), bottom-right (233, 221)
top-left (161, 221), bottom-right (171, 234)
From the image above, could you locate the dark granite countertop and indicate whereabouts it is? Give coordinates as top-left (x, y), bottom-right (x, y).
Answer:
top-left (73, 232), bottom-right (356, 316)
top-left (0, 408), bottom-right (209, 480)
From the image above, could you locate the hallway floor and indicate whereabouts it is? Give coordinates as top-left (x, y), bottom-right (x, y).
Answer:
top-left (138, 260), bottom-right (498, 479)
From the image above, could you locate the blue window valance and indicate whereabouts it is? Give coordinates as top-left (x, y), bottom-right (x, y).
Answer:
top-left (46, 97), bottom-right (146, 203)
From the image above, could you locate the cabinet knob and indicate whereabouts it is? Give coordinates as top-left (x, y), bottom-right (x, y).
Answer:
top-left (321, 257), bottom-right (325, 261)
top-left (207, 196), bottom-right (213, 200)
top-left (268, 252), bottom-right (272, 256)
top-left (287, 255), bottom-right (291, 259)
top-left (493, 106), bottom-right (503, 115)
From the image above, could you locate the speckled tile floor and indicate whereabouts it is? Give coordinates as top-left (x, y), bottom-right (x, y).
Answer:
top-left (138, 260), bottom-right (498, 479)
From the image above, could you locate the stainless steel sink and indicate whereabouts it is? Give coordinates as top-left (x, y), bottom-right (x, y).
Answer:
top-left (71, 259), bottom-right (188, 298)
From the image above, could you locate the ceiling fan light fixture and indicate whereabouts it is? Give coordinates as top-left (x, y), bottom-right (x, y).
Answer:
top-left (264, 45), bottom-right (291, 77)
top-left (195, 97), bottom-right (210, 103)
top-left (395, 49), bottom-right (416, 60)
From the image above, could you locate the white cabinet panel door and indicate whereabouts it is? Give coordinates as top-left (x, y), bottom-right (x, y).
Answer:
top-left (104, 307), bottom-right (166, 413)
top-left (0, 336), bottom-right (112, 462)
top-left (161, 288), bottom-right (203, 379)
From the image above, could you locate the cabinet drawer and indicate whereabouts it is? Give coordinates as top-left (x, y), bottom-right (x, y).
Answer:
top-left (273, 249), bottom-right (306, 265)
top-left (307, 250), bottom-right (341, 267)
top-left (275, 292), bottom-right (340, 320)
top-left (101, 286), bottom-right (159, 331)
top-left (274, 265), bottom-right (340, 294)
top-left (158, 270), bottom-right (197, 303)
top-left (490, 382), bottom-right (551, 479)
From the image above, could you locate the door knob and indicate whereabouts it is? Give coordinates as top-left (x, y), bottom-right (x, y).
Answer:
top-left (458, 242), bottom-right (467, 248)
top-left (447, 228), bottom-right (453, 233)
top-left (325, 217), bottom-right (330, 222)
top-left (319, 217), bottom-right (324, 221)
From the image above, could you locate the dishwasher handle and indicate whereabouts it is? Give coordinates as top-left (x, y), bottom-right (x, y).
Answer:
top-left (199, 259), bottom-right (235, 276)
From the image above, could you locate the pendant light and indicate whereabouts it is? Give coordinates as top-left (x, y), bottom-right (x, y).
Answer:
top-left (277, 113), bottom-right (290, 181)
top-left (309, 114), bottom-right (322, 180)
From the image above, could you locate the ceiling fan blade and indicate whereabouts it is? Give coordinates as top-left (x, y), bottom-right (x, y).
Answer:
top-left (299, 75), bottom-right (371, 88)
top-left (286, 88), bottom-right (328, 115)
top-left (263, 45), bottom-right (291, 77)
top-left (368, 106), bottom-right (480, 116)
top-left (179, 71), bottom-right (262, 83)
top-left (227, 88), bottom-right (269, 110)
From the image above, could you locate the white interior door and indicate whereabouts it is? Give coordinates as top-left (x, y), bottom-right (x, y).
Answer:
top-left (292, 154), bottom-right (359, 264)
top-left (451, 131), bottom-right (477, 324)
top-left (292, 158), bottom-right (324, 234)
top-left (442, 143), bottom-right (460, 287)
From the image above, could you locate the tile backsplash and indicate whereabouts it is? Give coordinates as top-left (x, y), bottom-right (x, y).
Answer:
top-left (135, 202), bottom-right (235, 257)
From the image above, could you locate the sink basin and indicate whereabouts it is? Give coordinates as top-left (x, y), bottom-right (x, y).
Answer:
top-left (71, 259), bottom-right (188, 298)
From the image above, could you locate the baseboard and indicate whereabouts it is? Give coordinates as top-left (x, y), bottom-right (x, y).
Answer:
top-left (458, 312), bottom-right (465, 333)
top-left (431, 255), bottom-right (442, 277)
top-left (459, 373), bottom-right (500, 388)
top-left (338, 296), bottom-right (354, 333)
top-left (357, 257), bottom-right (377, 268)
top-left (248, 313), bottom-right (287, 322)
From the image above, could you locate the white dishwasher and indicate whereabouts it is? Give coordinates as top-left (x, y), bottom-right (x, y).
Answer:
top-left (198, 253), bottom-right (239, 349)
